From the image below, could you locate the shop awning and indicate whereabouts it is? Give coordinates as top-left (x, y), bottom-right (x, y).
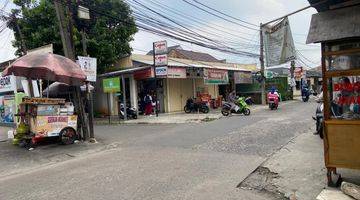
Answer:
top-left (99, 66), bottom-right (151, 78)
top-left (306, 5), bottom-right (360, 43)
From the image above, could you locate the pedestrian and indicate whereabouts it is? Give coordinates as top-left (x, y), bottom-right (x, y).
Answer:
top-left (144, 92), bottom-right (153, 116)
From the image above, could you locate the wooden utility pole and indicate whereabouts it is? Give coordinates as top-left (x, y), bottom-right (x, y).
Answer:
top-left (54, 0), bottom-right (89, 140)
top-left (259, 23), bottom-right (266, 105)
top-left (54, 0), bottom-right (75, 60)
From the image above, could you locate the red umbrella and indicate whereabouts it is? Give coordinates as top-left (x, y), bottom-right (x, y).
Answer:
top-left (2, 53), bottom-right (86, 85)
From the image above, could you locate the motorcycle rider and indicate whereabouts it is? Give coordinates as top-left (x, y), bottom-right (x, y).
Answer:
top-left (269, 86), bottom-right (280, 100)
top-left (227, 90), bottom-right (238, 112)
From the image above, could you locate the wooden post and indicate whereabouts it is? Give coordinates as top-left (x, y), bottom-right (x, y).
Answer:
top-left (54, 0), bottom-right (88, 140)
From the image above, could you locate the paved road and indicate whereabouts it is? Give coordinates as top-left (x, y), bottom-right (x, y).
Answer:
top-left (0, 100), bottom-right (316, 200)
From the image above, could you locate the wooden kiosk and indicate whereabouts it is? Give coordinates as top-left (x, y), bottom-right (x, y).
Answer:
top-left (307, 3), bottom-right (360, 186)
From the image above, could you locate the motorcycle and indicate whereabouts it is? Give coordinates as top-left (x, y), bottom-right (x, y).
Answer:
top-left (221, 97), bottom-right (250, 116)
top-left (302, 87), bottom-right (310, 102)
top-left (267, 92), bottom-right (279, 110)
top-left (312, 99), bottom-right (324, 139)
top-left (119, 103), bottom-right (138, 119)
top-left (184, 98), bottom-right (209, 113)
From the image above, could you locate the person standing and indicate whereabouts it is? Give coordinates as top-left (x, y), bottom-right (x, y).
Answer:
top-left (144, 93), bottom-right (153, 116)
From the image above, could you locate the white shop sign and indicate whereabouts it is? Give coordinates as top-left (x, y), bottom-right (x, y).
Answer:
top-left (154, 54), bottom-right (168, 66)
top-left (0, 73), bottom-right (16, 93)
top-left (78, 56), bottom-right (97, 82)
top-left (155, 66), bottom-right (168, 76)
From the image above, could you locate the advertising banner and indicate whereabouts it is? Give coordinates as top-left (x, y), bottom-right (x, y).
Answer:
top-left (78, 56), bottom-right (97, 82)
top-left (34, 115), bottom-right (77, 137)
top-left (0, 73), bottom-right (16, 93)
top-left (103, 77), bottom-right (120, 93)
top-left (0, 95), bottom-right (15, 124)
top-left (263, 17), bottom-right (296, 67)
top-left (155, 66), bottom-right (168, 77)
top-left (167, 67), bottom-right (186, 79)
top-left (134, 68), bottom-right (154, 80)
top-left (234, 71), bottom-right (253, 84)
top-left (154, 54), bottom-right (168, 66)
top-left (204, 69), bottom-right (229, 85)
top-left (154, 40), bottom-right (168, 55)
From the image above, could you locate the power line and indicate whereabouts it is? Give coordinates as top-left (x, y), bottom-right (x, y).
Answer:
top-left (76, 0), bottom-right (259, 58)
top-left (181, 0), bottom-right (259, 31)
top-left (143, 0), bottom-right (258, 37)
top-left (128, 0), bottom-right (259, 45)
top-left (191, 0), bottom-right (258, 27)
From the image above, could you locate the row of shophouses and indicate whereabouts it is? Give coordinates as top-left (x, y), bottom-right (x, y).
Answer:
top-left (94, 45), bottom-right (322, 116)
top-left (94, 45), bottom-right (258, 115)
top-left (0, 45), bottom-right (322, 120)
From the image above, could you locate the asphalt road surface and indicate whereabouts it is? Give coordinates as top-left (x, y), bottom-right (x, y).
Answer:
top-left (0, 100), bottom-right (316, 200)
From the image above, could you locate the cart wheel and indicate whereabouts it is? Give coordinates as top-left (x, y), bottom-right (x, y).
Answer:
top-left (60, 127), bottom-right (78, 145)
top-left (327, 167), bottom-right (342, 187)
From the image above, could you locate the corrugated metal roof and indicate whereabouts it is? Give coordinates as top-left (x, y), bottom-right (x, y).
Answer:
top-left (131, 54), bottom-right (256, 72)
top-left (100, 54), bottom-right (257, 77)
top-left (306, 5), bottom-right (360, 43)
top-left (308, 0), bottom-right (351, 12)
top-left (147, 45), bottom-right (221, 63)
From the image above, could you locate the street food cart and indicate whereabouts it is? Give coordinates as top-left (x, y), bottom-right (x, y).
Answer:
top-left (15, 97), bottom-right (78, 146)
top-left (2, 53), bottom-right (87, 147)
top-left (307, 4), bottom-right (360, 186)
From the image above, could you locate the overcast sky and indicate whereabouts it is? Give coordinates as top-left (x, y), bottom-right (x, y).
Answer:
top-left (0, 0), bottom-right (320, 67)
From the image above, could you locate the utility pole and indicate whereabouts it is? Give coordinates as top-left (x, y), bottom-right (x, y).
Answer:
top-left (54, 0), bottom-right (75, 60)
top-left (80, 27), bottom-right (95, 142)
top-left (259, 5), bottom-right (315, 105)
top-left (259, 23), bottom-right (266, 105)
top-left (54, 0), bottom-right (89, 140)
top-left (13, 16), bottom-right (27, 54)
top-left (12, 14), bottom-right (36, 97)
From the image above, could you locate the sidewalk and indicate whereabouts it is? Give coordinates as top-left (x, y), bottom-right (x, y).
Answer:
top-left (239, 125), bottom-right (360, 200)
top-left (95, 104), bottom-right (266, 125)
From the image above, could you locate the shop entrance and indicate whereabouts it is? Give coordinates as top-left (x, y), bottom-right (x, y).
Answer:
top-left (137, 79), bottom-right (165, 113)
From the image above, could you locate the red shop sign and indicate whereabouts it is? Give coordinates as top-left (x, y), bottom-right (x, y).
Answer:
top-left (134, 68), bottom-right (154, 80)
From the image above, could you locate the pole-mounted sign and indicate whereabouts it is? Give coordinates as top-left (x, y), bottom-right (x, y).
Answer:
top-left (153, 40), bottom-right (168, 117)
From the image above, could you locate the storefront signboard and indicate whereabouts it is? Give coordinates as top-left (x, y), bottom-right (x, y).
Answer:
top-left (134, 68), bottom-right (154, 80)
top-left (234, 71), bottom-right (253, 84)
top-left (0, 73), bottom-right (16, 93)
top-left (33, 115), bottom-right (77, 137)
top-left (167, 67), bottom-right (186, 79)
top-left (103, 77), bottom-right (120, 93)
top-left (155, 66), bottom-right (168, 77)
top-left (204, 69), bottom-right (229, 85)
top-left (78, 56), bottom-right (97, 82)
top-left (154, 54), bottom-right (168, 66)
top-left (154, 40), bottom-right (168, 55)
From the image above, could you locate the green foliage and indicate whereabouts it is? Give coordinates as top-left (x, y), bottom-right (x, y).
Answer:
top-left (9, 0), bottom-right (137, 73)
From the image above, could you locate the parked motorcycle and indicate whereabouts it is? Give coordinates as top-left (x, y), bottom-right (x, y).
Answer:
top-left (221, 97), bottom-right (250, 116)
top-left (312, 99), bottom-right (324, 139)
top-left (119, 103), bottom-right (138, 119)
top-left (267, 92), bottom-right (279, 110)
top-left (184, 98), bottom-right (209, 113)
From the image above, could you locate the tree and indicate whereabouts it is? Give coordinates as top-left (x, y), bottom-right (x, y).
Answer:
top-left (8, 0), bottom-right (137, 73)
